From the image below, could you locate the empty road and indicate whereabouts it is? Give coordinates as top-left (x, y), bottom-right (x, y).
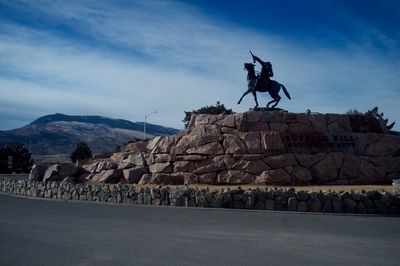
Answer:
top-left (0, 194), bottom-right (399, 266)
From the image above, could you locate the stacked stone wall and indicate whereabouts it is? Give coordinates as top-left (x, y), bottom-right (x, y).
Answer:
top-left (2, 177), bottom-right (400, 215)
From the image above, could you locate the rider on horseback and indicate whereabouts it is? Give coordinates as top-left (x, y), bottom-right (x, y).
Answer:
top-left (238, 51), bottom-right (291, 109)
top-left (250, 51), bottom-right (273, 89)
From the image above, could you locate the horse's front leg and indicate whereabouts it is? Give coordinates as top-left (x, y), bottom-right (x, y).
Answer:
top-left (238, 89), bottom-right (251, 104)
top-left (252, 91), bottom-right (259, 108)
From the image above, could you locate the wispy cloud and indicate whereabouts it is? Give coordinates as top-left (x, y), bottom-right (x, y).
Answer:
top-left (0, 0), bottom-right (399, 130)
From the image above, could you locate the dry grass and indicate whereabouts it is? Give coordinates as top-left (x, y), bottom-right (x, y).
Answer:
top-left (209, 184), bottom-right (394, 193)
top-left (173, 184), bottom-right (393, 193)
top-left (90, 182), bottom-right (393, 193)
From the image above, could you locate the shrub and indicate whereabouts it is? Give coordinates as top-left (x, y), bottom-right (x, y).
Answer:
top-left (183, 102), bottom-right (233, 128)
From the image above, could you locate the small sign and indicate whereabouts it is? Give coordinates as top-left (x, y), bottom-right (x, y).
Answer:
top-left (7, 156), bottom-right (13, 169)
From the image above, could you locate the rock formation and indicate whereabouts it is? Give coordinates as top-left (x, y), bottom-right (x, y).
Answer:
top-left (31, 111), bottom-right (400, 186)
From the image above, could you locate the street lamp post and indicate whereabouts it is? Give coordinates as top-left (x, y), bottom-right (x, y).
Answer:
top-left (144, 111), bottom-right (157, 140)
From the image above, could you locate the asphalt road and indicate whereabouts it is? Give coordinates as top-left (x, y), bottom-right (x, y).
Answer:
top-left (0, 194), bottom-right (399, 266)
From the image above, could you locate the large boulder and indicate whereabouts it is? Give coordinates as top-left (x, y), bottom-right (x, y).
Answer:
top-left (29, 163), bottom-right (52, 181)
top-left (110, 152), bottom-right (127, 162)
top-left (123, 141), bottom-right (148, 153)
top-left (260, 111), bottom-right (283, 123)
top-left (82, 161), bottom-right (99, 173)
top-left (264, 154), bottom-right (297, 169)
top-left (154, 154), bottom-right (172, 163)
top-left (246, 111), bottom-right (264, 123)
top-left (214, 114), bottom-right (236, 127)
top-left (235, 113), bottom-right (246, 131)
top-left (180, 173), bottom-right (199, 185)
top-left (217, 170), bottom-right (254, 184)
top-left (292, 166), bottom-right (312, 183)
top-left (149, 162), bottom-right (172, 173)
top-left (243, 132), bottom-right (262, 153)
top-left (311, 154), bottom-right (338, 182)
top-left (261, 131), bottom-right (285, 152)
top-left (175, 135), bottom-right (204, 154)
top-left (232, 160), bottom-right (270, 174)
top-left (269, 123), bottom-right (288, 133)
top-left (123, 167), bottom-right (147, 183)
top-left (294, 153), bottom-right (325, 168)
top-left (148, 136), bottom-right (176, 153)
top-left (95, 160), bottom-right (117, 173)
top-left (198, 172), bottom-right (217, 184)
top-left (138, 174), bottom-right (152, 185)
top-left (353, 159), bottom-right (385, 184)
top-left (92, 169), bottom-right (122, 183)
top-left (339, 154), bottom-right (361, 179)
top-left (371, 156), bottom-right (400, 173)
top-left (217, 155), bottom-right (238, 169)
top-left (176, 155), bottom-right (208, 161)
top-left (194, 161), bottom-right (226, 174)
top-left (118, 153), bottom-right (146, 169)
top-left (42, 163), bottom-right (79, 182)
top-left (365, 135), bottom-right (400, 156)
top-left (223, 134), bottom-right (246, 154)
top-left (187, 142), bottom-right (224, 155)
top-left (246, 122), bottom-right (270, 132)
top-left (255, 169), bottom-right (292, 184)
top-left (173, 161), bottom-right (196, 172)
top-left (287, 123), bottom-right (314, 134)
top-left (309, 114), bottom-right (327, 132)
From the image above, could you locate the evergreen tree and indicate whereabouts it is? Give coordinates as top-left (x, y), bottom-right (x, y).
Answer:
top-left (70, 142), bottom-right (93, 163)
top-left (346, 106), bottom-right (395, 130)
top-left (365, 106), bottom-right (395, 130)
top-left (0, 141), bottom-right (33, 174)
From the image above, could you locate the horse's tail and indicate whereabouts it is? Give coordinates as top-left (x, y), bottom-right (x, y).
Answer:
top-left (281, 84), bottom-right (291, 100)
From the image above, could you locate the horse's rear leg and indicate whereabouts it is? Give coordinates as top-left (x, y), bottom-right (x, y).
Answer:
top-left (267, 99), bottom-right (276, 108)
top-left (271, 96), bottom-right (281, 108)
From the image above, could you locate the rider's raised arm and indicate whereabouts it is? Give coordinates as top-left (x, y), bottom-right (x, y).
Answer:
top-left (252, 55), bottom-right (265, 66)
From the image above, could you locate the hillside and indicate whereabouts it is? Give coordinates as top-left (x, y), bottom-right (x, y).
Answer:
top-left (0, 113), bottom-right (180, 157)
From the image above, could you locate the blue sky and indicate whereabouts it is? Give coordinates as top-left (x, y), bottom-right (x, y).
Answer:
top-left (0, 0), bottom-right (399, 130)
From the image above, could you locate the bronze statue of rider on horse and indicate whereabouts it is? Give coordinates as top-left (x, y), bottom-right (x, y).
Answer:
top-left (238, 51), bottom-right (291, 109)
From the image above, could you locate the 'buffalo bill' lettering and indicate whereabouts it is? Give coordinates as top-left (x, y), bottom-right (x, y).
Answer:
top-left (283, 133), bottom-right (358, 149)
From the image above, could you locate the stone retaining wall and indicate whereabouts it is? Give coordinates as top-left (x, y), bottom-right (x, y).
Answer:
top-left (2, 177), bottom-right (400, 215)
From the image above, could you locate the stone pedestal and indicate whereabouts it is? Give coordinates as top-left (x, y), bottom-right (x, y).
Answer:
top-left (80, 111), bottom-right (400, 185)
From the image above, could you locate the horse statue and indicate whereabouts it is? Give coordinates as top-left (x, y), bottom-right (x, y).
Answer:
top-left (237, 63), bottom-right (291, 109)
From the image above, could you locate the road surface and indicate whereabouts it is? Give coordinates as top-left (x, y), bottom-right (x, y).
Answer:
top-left (0, 194), bottom-right (399, 265)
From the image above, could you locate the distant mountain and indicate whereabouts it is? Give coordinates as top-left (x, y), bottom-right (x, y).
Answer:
top-left (31, 113), bottom-right (178, 135)
top-left (0, 113), bottom-right (180, 157)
